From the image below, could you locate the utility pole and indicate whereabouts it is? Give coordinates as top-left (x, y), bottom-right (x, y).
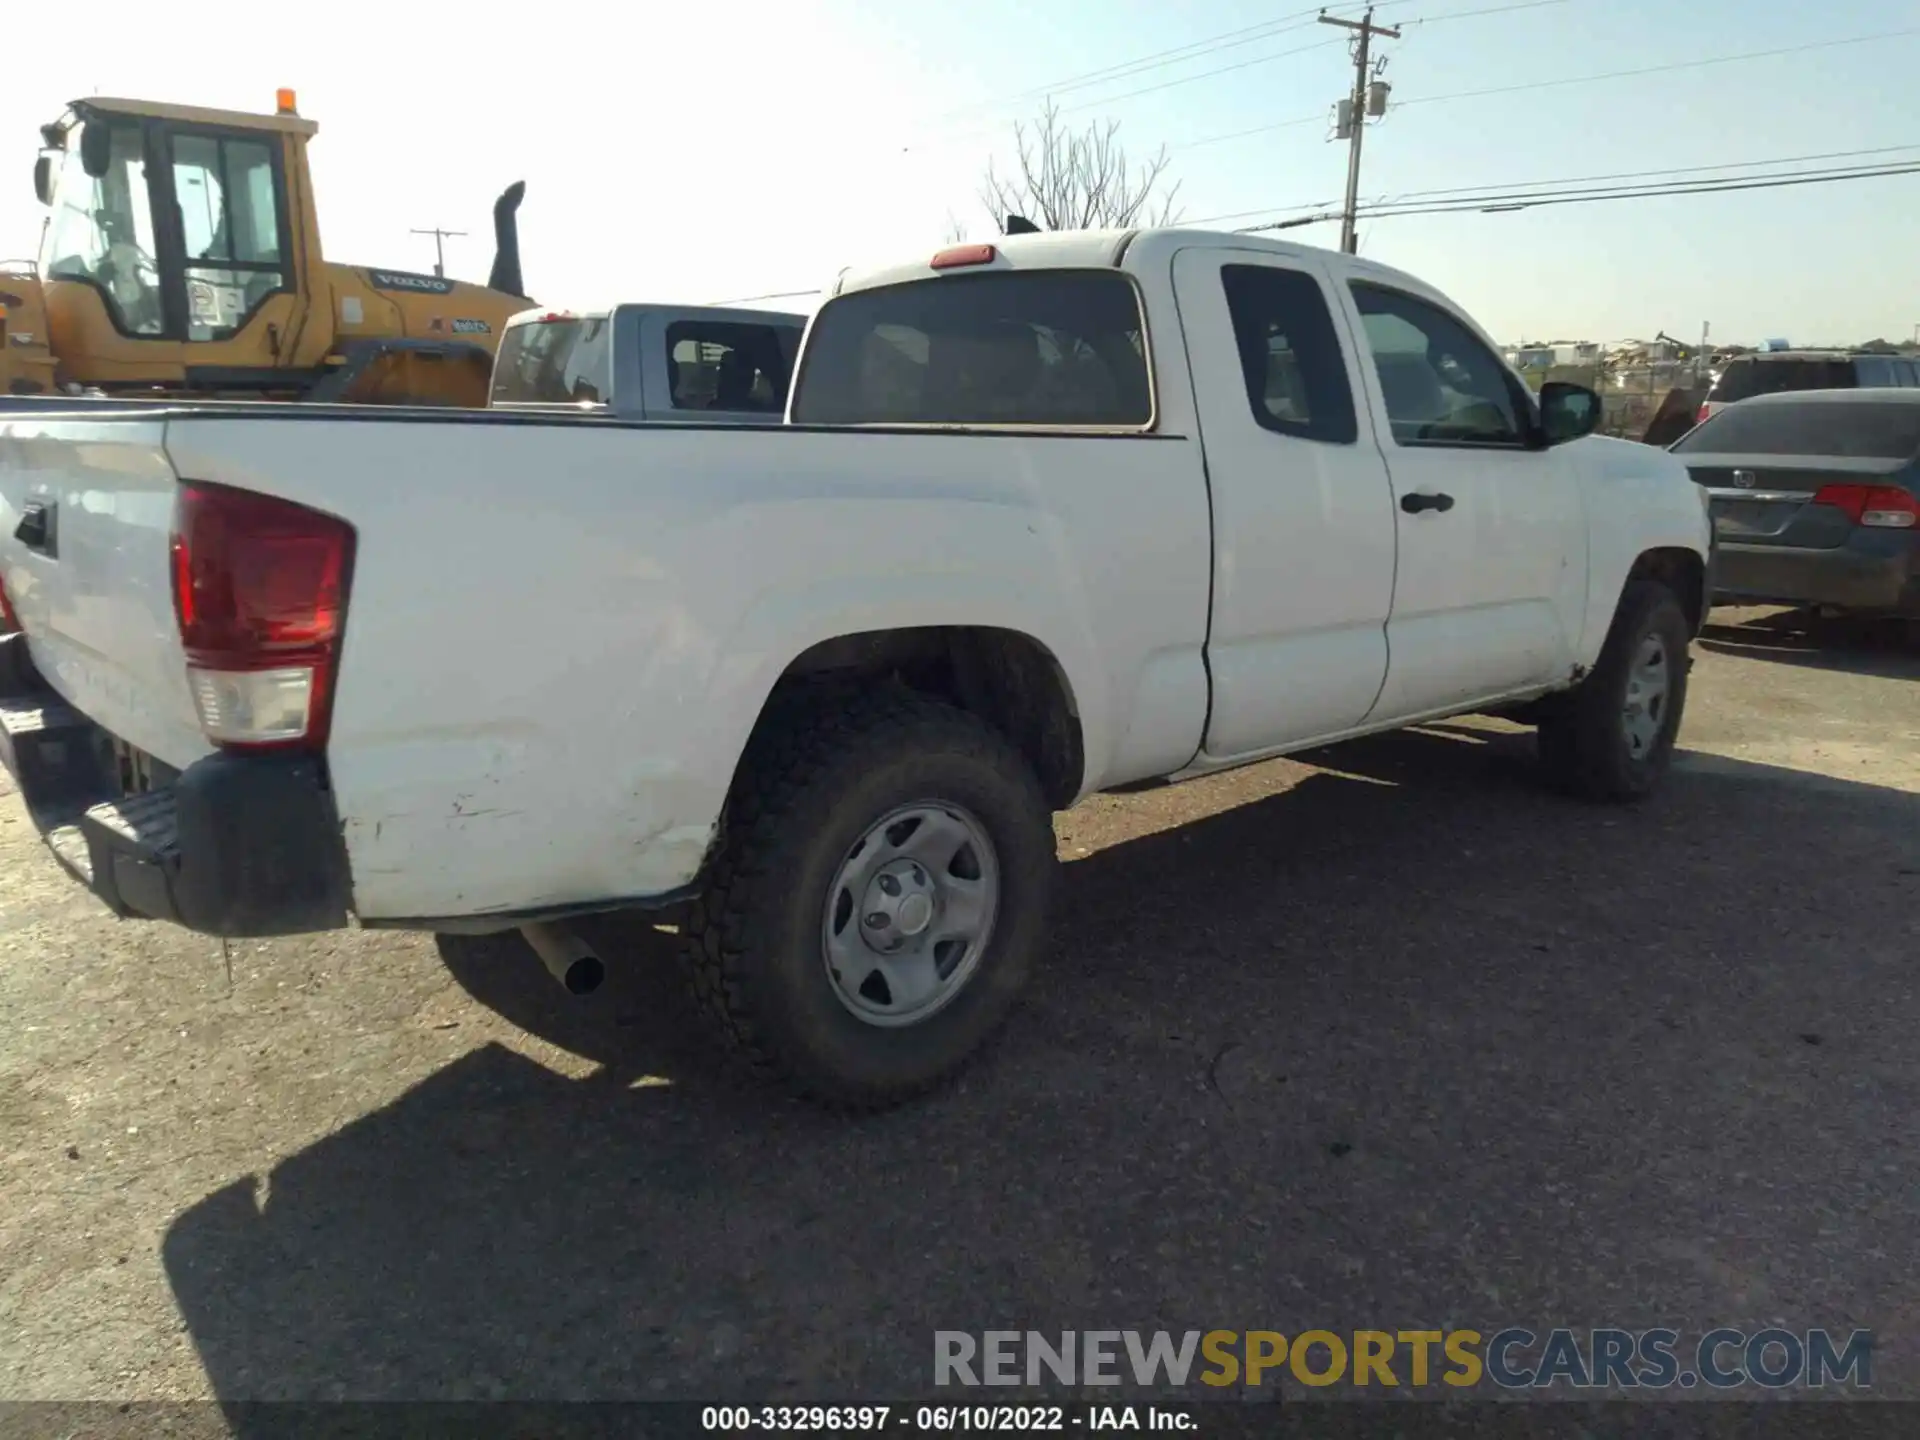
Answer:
top-left (1322, 5), bottom-right (1399, 255)
top-left (409, 226), bottom-right (467, 278)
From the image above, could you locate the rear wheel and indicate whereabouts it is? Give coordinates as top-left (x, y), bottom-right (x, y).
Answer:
top-left (1537, 579), bottom-right (1691, 801)
top-left (686, 688), bottom-right (1057, 1108)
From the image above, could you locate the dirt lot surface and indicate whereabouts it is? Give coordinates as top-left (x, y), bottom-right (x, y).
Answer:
top-left (2, 607), bottom-right (1917, 1403)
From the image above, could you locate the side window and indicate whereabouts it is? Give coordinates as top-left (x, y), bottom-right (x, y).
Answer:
top-left (41, 121), bottom-right (165, 336)
top-left (1855, 357), bottom-right (1895, 388)
top-left (1349, 283), bottom-right (1529, 447)
top-left (1896, 361), bottom-right (1920, 387)
top-left (1219, 264), bottom-right (1356, 444)
top-left (664, 321), bottom-right (795, 413)
top-left (171, 133), bottom-right (286, 341)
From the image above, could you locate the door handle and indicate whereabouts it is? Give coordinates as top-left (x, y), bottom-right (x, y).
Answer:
top-left (13, 499), bottom-right (55, 555)
top-left (1400, 491), bottom-right (1455, 515)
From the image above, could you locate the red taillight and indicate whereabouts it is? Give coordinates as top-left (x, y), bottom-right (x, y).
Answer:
top-left (930, 243), bottom-right (998, 270)
top-left (169, 482), bottom-right (355, 752)
top-left (1696, 403), bottom-right (1712, 424)
top-left (1811, 484), bottom-right (1920, 529)
top-left (0, 572), bottom-right (17, 633)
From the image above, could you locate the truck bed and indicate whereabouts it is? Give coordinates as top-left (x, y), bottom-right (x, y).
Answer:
top-left (1, 403), bottom-right (1213, 927)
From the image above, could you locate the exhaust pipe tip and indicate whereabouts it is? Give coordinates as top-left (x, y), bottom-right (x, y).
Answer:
top-left (561, 954), bottom-right (605, 995)
top-left (520, 921), bottom-right (605, 996)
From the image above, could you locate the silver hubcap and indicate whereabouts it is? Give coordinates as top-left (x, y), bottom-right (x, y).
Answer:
top-left (821, 802), bottom-right (1000, 1028)
top-left (1622, 632), bottom-right (1671, 759)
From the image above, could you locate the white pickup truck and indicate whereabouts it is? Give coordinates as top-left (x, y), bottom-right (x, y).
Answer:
top-left (0, 228), bottom-right (1711, 1107)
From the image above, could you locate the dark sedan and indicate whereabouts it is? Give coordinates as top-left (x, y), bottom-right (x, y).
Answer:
top-left (1672, 389), bottom-right (1920, 624)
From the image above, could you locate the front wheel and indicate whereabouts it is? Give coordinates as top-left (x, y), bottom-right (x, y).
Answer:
top-left (685, 689), bottom-right (1057, 1108)
top-left (1536, 579), bottom-right (1692, 801)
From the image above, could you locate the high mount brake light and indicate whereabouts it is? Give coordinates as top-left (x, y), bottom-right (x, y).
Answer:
top-left (930, 244), bottom-right (998, 270)
top-left (170, 483), bottom-right (356, 752)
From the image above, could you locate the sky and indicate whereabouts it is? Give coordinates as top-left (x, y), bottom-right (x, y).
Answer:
top-left (3, 0), bottom-right (1915, 346)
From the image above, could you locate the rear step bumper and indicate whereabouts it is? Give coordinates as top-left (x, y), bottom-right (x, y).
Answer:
top-left (0, 634), bottom-right (353, 937)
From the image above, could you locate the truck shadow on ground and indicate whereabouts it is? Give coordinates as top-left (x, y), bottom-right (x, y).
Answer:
top-left (160, 725), bottom-right (1920, 1406)
top-left (1699, 607), bottom-right (1920, 682)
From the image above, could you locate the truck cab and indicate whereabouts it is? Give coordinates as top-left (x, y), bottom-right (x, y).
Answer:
top-left (488, 303), bottom-right (805, 422)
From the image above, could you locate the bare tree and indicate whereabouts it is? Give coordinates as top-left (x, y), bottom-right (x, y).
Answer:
top-left (974, 100), bottom-right (1182, 235)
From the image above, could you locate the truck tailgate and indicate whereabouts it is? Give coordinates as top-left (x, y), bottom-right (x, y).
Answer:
top-left (0, 415), bottom-right (212, 770)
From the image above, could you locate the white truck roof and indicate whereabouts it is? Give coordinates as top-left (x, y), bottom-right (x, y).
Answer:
top-left (832, 226), bottom-right (1441, 305)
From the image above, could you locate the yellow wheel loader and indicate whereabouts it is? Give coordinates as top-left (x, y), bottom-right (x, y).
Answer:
top-left (0, 90), bottom-right (529, 407)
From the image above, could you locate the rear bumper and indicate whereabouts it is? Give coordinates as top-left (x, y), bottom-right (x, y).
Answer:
top-left (0, 633), bottom-right (352, 937)
top-left (1711, 532), bottom-right (1920, 614)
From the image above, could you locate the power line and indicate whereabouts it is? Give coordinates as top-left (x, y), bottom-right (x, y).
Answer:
top-left (907, 2), bottom-right (1382, 132)
top-left (903, 0), bottom-right (1564, 154)
top-left (1172, 23), bottom-right (1920, 154)
top-left (1401, 0), bottom-right (1572, 26)
top-left (1395, 24), bottom-right (1920, 110)
top-left (705, 287), bottom-right (823, 306)
top-left (1185, 141), bottom-right (1920, 227)
top-left (1233, 159), bottom-right (1920, 232)
top-left (902, 20), bottom-right (1358, 154)
top-left (1052, 37), bottom-right (1343, 119)
top-left (905, 0), bottom-right (1572, 156)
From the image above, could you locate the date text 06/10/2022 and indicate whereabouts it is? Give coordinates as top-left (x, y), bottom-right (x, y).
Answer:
top-left (702, 1405), bottom-right (1193, 1432)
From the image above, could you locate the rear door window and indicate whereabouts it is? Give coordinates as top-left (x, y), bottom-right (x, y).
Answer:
top-left (792, 270), bottom-right (1152, 427)
top-left (665, 321), bottom-right (799, 414)
top-left (1673, 401), bottom-right (1920, 460)
top-left (1219, 264), bottom-right (1356, 444)
top-left (1708, 357), bottom-right (1857, 403)
top-left (490, 315), bottom-right (611, 404)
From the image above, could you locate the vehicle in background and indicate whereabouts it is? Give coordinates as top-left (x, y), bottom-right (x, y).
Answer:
top-left (488, 304), bottom-right (804, 422)
top-left (4, 92), bottom-right (530, 408)
top-left (0, 229), bottom-right (1710, 1108)
top-left (1674, 390), bottom-right (1920, 627)
top-left (1695, 350), bottom-right (1920, 427)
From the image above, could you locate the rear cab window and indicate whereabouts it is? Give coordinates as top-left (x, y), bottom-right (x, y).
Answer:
top-left (666, 320), bottom-right (800, 414)
top-left (1673, 401), bottom-right (1920, 461)
top-left (1708, 357), bottom-right (1857, 405)
top-left (791, 270), bottom-right (1152, 427)
top-left (490, 313), bottom-right (612, 406)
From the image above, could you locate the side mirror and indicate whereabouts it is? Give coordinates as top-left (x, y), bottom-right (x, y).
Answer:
top-left (33, 154), bottom-right (51, 207)
top-left (79, 122), bottom-right (112, 180)
top-left (1539, 381), bottom-right (1602, 445)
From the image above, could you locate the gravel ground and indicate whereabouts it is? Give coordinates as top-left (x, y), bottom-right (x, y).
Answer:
top-left (1, 607), bottom-right (1917, 1404)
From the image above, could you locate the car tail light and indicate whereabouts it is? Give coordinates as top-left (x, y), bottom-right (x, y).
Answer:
top-left (1695, 403), bottom-right (1712, 424)
top-left (1811, 484), bottom-right (1920, 529)
top-left (169, 482), bottom-right (355, 752)
top-left (0, 572), bottom-right (18, 633)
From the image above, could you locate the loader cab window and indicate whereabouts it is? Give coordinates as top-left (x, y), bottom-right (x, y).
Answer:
top-left (40, 120), bottom-right (166, 336)
top-left (170, 133), bottom-right (289, 341)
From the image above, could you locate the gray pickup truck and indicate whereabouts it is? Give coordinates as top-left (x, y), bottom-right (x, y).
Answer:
top-left (487, 302), bottom-right (806, 422)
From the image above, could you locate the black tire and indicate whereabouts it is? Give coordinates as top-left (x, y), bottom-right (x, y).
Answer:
top-left (1536, 578), bottom-right (1692, 801)
top-left (685, 686), bottom-right (1057, 1109)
